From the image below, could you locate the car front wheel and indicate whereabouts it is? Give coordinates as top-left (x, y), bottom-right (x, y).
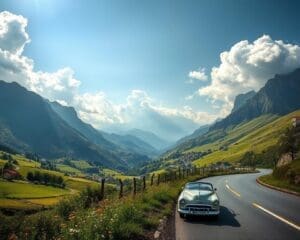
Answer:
top-left (179, 213), bottom-right (185, 219)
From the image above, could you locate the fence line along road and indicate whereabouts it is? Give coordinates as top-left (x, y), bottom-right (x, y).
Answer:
top-left (99, 166), bottom-right (255, 200)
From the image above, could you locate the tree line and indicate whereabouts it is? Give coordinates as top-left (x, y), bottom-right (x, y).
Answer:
top-left (27, 171), bottom-right (65, 188)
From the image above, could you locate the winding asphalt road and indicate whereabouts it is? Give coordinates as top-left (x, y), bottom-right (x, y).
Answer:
top-left (175, 169), bottom-right (300, 240)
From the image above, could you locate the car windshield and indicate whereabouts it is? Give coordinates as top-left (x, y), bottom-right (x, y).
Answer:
top-left (185, 182), bottom-right (213, 191)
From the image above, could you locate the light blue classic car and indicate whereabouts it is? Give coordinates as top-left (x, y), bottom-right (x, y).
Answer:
top-left (178, 181), bottom-right (220, 218)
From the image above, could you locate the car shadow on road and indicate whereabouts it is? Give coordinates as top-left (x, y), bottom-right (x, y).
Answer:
top-left (183, 206), bottom-right (241, 227)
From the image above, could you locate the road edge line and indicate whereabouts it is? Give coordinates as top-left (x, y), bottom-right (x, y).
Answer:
top-left (256, 177), bottom-right (300, 197)
top-left (252, 202), bottom-right (300, 231)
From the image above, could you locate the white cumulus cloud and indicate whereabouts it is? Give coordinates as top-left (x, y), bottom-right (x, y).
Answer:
top-left (0, 11), bottom-right (80, 104)
top-left (0, 11), bottom-right (30, 54)
top-left (198, 35), bottom-right (300, 115)
top-left (188, 67), bottom-right (208, 82)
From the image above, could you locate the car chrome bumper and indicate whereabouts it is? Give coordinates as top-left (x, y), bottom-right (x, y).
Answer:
top-left (178, 206), bottom-right (220, 216)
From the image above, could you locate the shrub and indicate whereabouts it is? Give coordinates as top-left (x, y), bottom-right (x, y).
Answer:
top-left (273, 164), bottom-right (290, 179)
top-left (18, 212), bottom-right (61, 240)
top-left (56, 198), bottom-right (77, 220)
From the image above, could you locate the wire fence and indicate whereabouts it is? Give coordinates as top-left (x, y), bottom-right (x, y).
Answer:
top-left (98, 166), bottom-right (255, 200)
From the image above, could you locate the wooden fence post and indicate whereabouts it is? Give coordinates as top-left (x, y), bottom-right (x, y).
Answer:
top-left (178, 168), bottom-right (181, 179)
top-left (119, 179), bottom-right (123, 199)
top-left (100, 178), bottom-right (105, 200)
top-left (150, 174), bottom-right (155, 186)
top-left (133, 177), bottom-right (137, 196)
top-left (143, 176), bottom-right (146, 191)
top-left (157, 174), bottom-right (160, 185)
top-left (174, 171), bottom-right (177, 180)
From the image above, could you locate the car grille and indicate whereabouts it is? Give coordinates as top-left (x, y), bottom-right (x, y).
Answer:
top-left (185, 204), bottom-right (212, 211)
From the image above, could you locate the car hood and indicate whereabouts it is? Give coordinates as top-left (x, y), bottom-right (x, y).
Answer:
top-left (181, 189), bottom-right (217, 203)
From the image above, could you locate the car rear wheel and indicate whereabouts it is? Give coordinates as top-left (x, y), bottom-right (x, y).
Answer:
top-left (179, 213), bottom-right (185, 219)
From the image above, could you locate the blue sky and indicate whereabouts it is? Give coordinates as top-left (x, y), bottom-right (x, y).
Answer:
top-left (0, 0), bottom-right (300, 140)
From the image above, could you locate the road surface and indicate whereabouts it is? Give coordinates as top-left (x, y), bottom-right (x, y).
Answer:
top-left (175, 169), bottom-right (300, 240)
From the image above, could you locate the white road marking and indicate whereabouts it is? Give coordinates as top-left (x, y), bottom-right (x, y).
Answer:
top-left (252, 202), bottom-right (300, 231)
top-left (225, 184), bottom-right (241, 197)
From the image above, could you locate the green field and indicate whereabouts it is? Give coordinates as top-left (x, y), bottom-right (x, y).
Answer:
top-left (0, 180), bottom-right (70, 199)
top-left (71, 160), bottom-right (92, 170)
top-left (102, 168), bottom-right (136, 180)
top-left (65, 177), bottom-right (100, 191)
top-left (56, 164), bottom-right (82, 174)
top-left (0, 154), bottom-right (104, 210)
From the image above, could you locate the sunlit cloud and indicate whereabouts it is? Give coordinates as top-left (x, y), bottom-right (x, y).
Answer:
top-left (0, 11), bottom-right (218, 140)
top-left (187, 67), bottom-right (208, 83)
top-left (196, 35), bottom-right (300, 116)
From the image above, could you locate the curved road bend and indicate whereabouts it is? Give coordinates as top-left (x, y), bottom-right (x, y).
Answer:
top-left (175, 169), bottom-right (300, 240)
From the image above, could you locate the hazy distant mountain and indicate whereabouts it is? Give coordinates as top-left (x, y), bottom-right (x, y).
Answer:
top-left (50, 101), bottom-right (154, 162)
top-left (50, 101), bottom-right (115, 150)
top-left (176, 124), bottom-right (210, 145)
top-left (101, 132), bottom-right (158, 157)
top-left (120, 129), bottom-right (171, 150)
top-left (212, 68), bottom-right (300, 130)
top-left (0, 81), bottom-right (129, 170)
top-left (103, 108), bottom-right (199, 143)
top-left (231, 91), bottom-right (256, 113)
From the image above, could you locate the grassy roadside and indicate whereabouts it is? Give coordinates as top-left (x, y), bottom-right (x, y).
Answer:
top-left (259, 174), bottom-right (300, 193)
top-left (0, 169), bottom-right (254, 240)
top-left (259, 158), bottom-right (300, 194)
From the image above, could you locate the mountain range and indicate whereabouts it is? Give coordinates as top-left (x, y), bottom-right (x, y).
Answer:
top-left (50, 101), bottom-right (158, 158)
top-left (117, 128), bottom-right (171, 151)
top-left (1, 68), bottom-right (300, 173)
top-left (0, 81), bottom-right (159, 171)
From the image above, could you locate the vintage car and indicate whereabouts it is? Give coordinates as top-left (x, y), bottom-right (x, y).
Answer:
top-left (177, 181), bottom-right (220, 218)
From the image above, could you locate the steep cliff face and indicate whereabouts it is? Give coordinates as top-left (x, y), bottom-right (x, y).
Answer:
top-left (231, 91), bottom-right (256, 113)
top-left (212, 68), bottom-right (300, 130)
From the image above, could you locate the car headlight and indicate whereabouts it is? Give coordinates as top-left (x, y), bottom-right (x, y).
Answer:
top-left (212, 200), bottom-right (219, 206)
top-left (179, 199), bottom-right (186, 208)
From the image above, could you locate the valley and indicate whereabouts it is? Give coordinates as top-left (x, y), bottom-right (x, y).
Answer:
top-left (0, 4), bottom-right (300, 239)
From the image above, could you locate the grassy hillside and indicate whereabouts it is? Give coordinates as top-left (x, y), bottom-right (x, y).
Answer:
top-left (56, 164), bottom-right (82, 174)
top-left (193, 110), bottom-right (299, 167)
top-left (160, 110), bottom-right (300, 170)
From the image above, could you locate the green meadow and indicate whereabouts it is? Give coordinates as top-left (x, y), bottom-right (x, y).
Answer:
top-left (0, 154), bottom-right (103, 210)
top-left (0, 180), bottom-right (70, 199)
